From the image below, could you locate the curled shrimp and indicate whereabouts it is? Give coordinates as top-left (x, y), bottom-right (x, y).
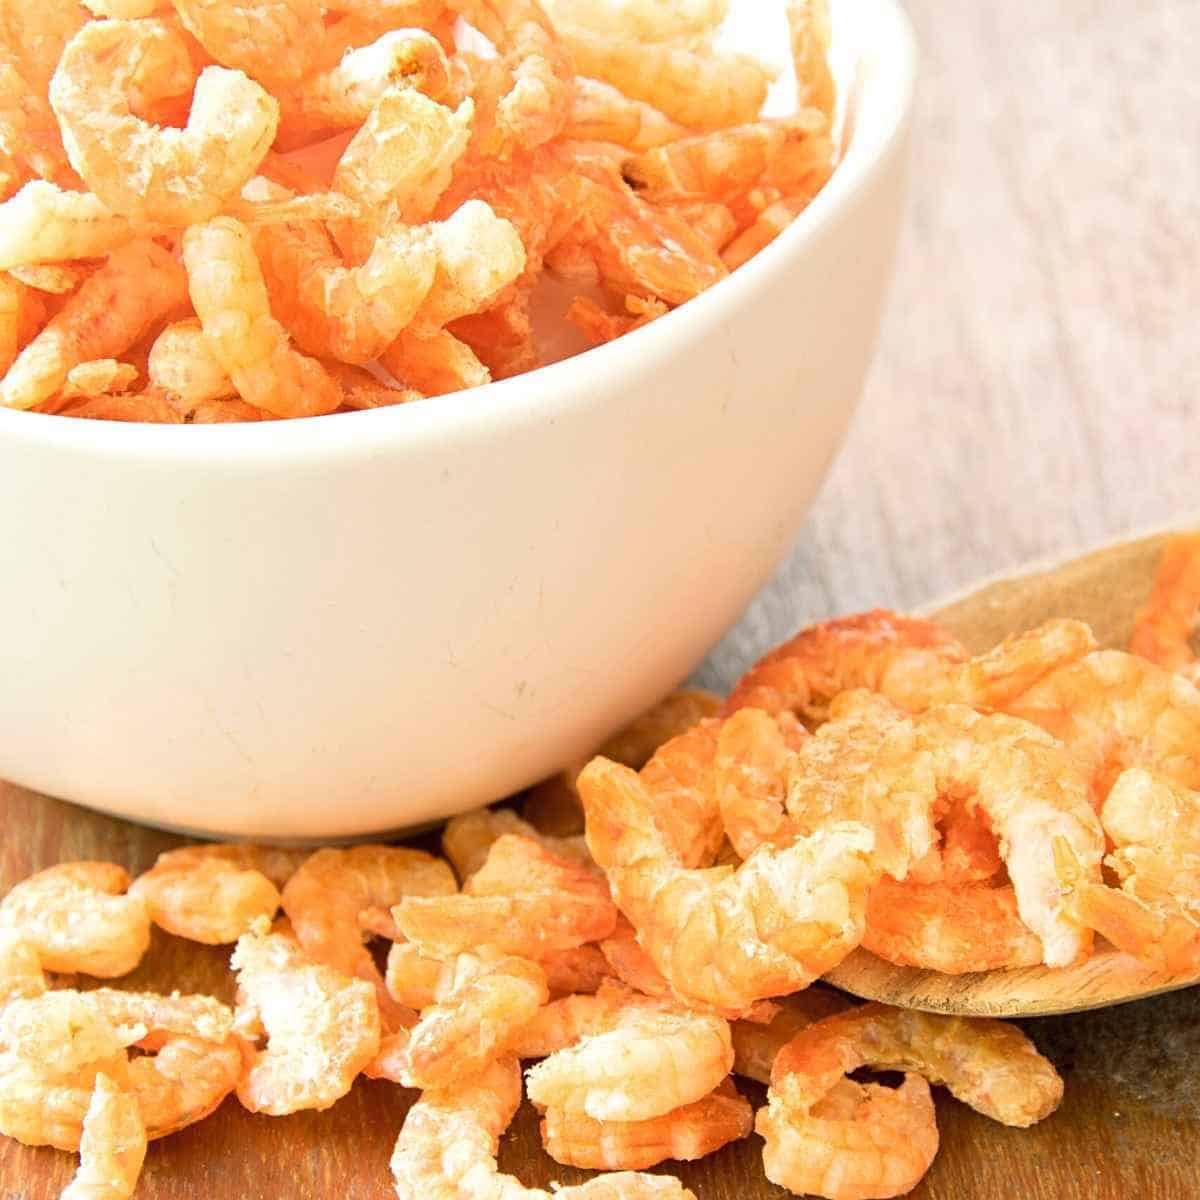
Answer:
top-left (624, 115), bottom-right (833, 213)
top-left (1130, 533), bottom-right (1200, 680)
top-left (524, 687), bottom-right (724, 838)
top-left (379, 326), bottom-right (490, 395)
top-left (1007, 649), bottom-right (1200, 806)
top-left (60, 1073), bottom-right (147, 1200)
top-left (182, 216), bottom-right (342, 418)
top-left (128, 843), bottom-right (306, 945)
top-left (146, 318), bottom-right (236, 407)
top-left (280, 843), bottom-right (455, 1026)
top-left (553, 155), bottom-right (728, 306)
top-left (0, 862), bottom-right (150, 979)
top-left (567, 78), bottom-right (687, 150)
top-left (50, 19), bottom-right (279, 223)
top-left (582, 754), bottom-right (878, 1015)
top-left (525, 1003), bottom-right (733, 1122)
top-left (396, 834), bottom-right (617, 960)
top-left (731, 989), bottom-right (854, 1085)
top-left (724, 610), bottom-right (969, 725)
top-left (277, 29), bottom-right (450, 149)
top-left (0, 182), bottom-right (153, 271)
top-left (126, 1032), bottom-right (245, 1138)
top-left (553, 25), bottom-right (770, 130)
top-left (862, 877), bottom-right (1044, 974)
top-left (331, 90), bottom-right (473, 260)
top-left (0, 990), bottom-right (134, 1151)
top-left (444, 0), bottom-right (572, 153)
top-left (231, 920), bottom-right (381, 1114)
top-left (171, 0), bottom-right (324, 90)
top-left (0, 238), bottom-right (187, 411)
top-left (253, 196), bottom-right (438, 365)
top-left (391, 952), bottom-right (548, 1088)
top-left (441, 806), bottom-right (590, 885)
top-left (540, 1078), bottom-right (753, 1171)
top-left (391, 1055), bottom-right (697, 1200)
top-left (0, 930), bottom-right (46, 1009)
top-left (1056, 768), bottom-right (1200, 972)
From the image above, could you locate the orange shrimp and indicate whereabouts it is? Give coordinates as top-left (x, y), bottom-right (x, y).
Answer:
top-left (1130, 533), bottom-right (1200, 681)
top-left (731, 989), bottom-right (855, 1085)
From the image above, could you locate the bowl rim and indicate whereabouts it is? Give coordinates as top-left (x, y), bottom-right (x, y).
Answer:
top-left (0, 0), bottom-right (916, 465)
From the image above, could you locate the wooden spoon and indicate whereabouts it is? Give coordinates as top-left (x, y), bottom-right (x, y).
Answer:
top-left (820, 527), bottom-right (1200, 1017)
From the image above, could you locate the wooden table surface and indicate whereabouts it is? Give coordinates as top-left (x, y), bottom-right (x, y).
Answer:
top-left (5, 2), bottom-right (1200, 1198)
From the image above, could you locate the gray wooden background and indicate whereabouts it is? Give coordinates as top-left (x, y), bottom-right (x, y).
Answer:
top-left (695, 0), bottom-right (1200, 693)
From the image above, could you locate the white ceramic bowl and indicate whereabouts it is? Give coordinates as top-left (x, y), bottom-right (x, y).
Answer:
top-left (0, 0), bottom-right (915, 838)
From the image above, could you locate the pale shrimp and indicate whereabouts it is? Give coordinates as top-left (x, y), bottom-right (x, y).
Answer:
top-left (182, 216), bottom-right (342, 418)
top-left (380, 327), bottom-right (491, 395)
top-left (171, 0), bottom-right (324, 89)
top-left (731, 989), bottom-right (854, 1085)
top-left (0, 990), bottom-right (134, 1151)
top-left (525, 1004), bottom-right (733, 1122)
top-left (509, 979), bottom-right (654, 1059)
top-left (146, 318), bottom-right (235, 407)
top-left (331, 90), bottom-right (473, 260)
top-left (0, 239), bottom-right (187, 411)
top-left (81, 988), bottom-right (236, 1049)
top-left (231, 920), bottom-right (381, 1114)
top-left (0, 862), bottom-right (150, 979)
top-left (400, 952), bottom-right (548, 1088)
top-left (566, 78), bottom-right (687, 151)
top-left (624, 115), bottom-right (833, 211)
top-left (60, 1074), bottom-right (147, 1200)
top-left (540, 1078), bottom-right (753, 1171)
top-left (769, 1003), bottom-right (1063, 1129)
top-left (126, 1033), bottom-right (245, 1138)
top-left (129, 843), bottom-right (305, 946)
top-left (0, 929), bottom-right (46, 1007)
top-left (553, 156), bottom-right (728, 306)
top-left (542, 0), bottom-right (729, 43)
top-left (554, 25), bottom-right (771, 130)
top-left (280, 843), bottom-right (455, 1027)
top-left (253, 201), bottom-right (438, 365)
top-left (444, 0), bottom-right (572, 153)
top-left (758, 1073), bottom-right (938, 1200)
top-left (598, 917), bottom-right (671, 998)
top-left (723, 609), bottom-right (969, 726)
top-left (567, 294), bottom-right (668, 347)
top-left (862, 877), bottom-right (1044, 974)
top-left (786, 0), bottom-right (836, 119)
top-left (1006, 649), bottom-right (1200, 806)
top-left (1130, 533), bottom-right (1200, 680)
top-left (386, 939), bottom-right (446, 1009)
top-left (396, 834), bottom-right (617, 959)
top-left (441, 806), bottom-right (590, 885)
top-left (50, 20), bottom-right (279, 224)
top-left (523, 687), bottom-right (722, 838)
top-left (0, 183), bottom-right (151, 271)
top-left (277, 29), bottom-right (451, 150)
top-left (60, 360), bottom-right (140, 400)
top-left (391, 1055), bottom-right (697, 1200)
top-left (582, 755), bottom-right (878, 1015)
top-left (1055, 768), bottom-right (1200, 972)
top-left (722, 195), bottom-right (807, 269)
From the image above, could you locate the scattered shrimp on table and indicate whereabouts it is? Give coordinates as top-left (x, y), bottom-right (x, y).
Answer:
top-left (396, 834), bottom-right (617, 960)
top-left (391, 1055), bottom-right (697, 1200)
top-left (182, 216), bottom-right (343, 418)
top-left (540, 1078), bottom-right (753, 1171)
top-left (524, 999), bottom-right (733, 1122)
top-left (582, 753), bottom-right (878, 1015)
top-left (279, 843), bottom-right (455, 1028)
top-left (1006, 649), bottom-right (1200, 807)
top-left (129, 843), bottom-right (306, 946)
top-left (60, 1073), bottom-right (147, 1200)
top-left (0, 238), bottom-right (186, 411)
top-left (1130, 533), bottom-right (1200, 681)
top-left (395, 951), bottom-right (547, 1089)
top-left (49, 18), bottom-right (279, 223)
top-left (0, 862), bottom-right (150, 978)
top-left (231, 920), bottom-right (381, 1114)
